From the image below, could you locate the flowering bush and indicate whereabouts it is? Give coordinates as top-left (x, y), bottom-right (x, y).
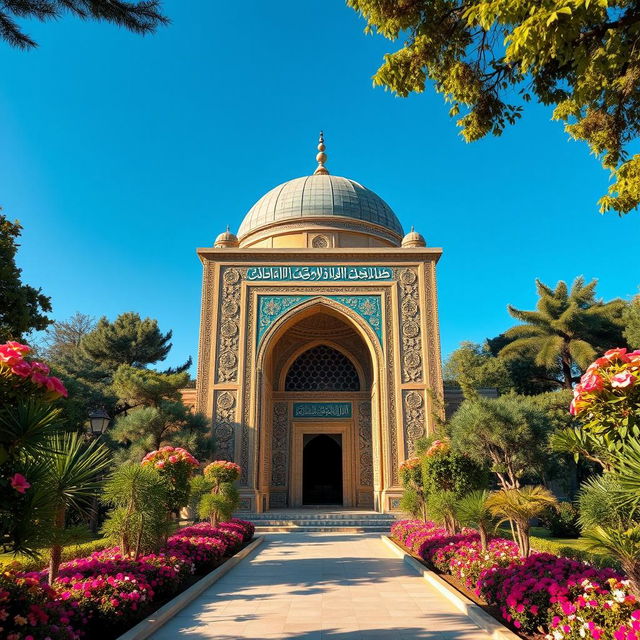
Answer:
top-left (477, 553), bottom-right (621, 633)
top-left (425, 439), bottom-right (450, 457)
top-left (547, 578), bottom-right (640, 640)
top-left (8, 518), bottom-right (255, 640)
top-left (203, 460), bottom-right (241, 484)
top-left (0, 568), bottom-right (79, 640)
top-left (0, 341), bottom-right (68, 403)
top-left (570, 348), bottom-right (640, 437)
top-left (165, 535), bottom-right (227, 573)
top-left (448, 538), bottom-right (520, 590)
top-left (141, 446), bottom-right (200, 512)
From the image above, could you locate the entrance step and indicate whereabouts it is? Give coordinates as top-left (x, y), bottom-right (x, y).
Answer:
top-left (242, 510), bottom-right (399, 533)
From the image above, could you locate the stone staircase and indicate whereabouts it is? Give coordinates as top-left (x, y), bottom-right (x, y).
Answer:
top-left (244, 509), bottom-right (398, 533)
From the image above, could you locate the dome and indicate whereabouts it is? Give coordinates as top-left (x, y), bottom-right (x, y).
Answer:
top-left (402, 228), bottom-right (426, 248)
top-left (214, 228), bottom-right (239, 248)
top-left (237, 173), bottom-right (403, 240)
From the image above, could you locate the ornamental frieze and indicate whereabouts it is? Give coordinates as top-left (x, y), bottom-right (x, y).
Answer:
top-left (213, 390), bottom-right (236, 461)
top-left (403, 389), bottom-right (426, 457)
top-left (215, 267), bottom-right (244, 384)
top-left (397, 268), bottom-right (424, 384)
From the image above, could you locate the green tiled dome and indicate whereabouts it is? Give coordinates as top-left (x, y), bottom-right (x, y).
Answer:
top-left (238, 174), bottom-right (403, 239)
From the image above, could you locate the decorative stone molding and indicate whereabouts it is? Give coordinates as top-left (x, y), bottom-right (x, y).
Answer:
top-left (271, 402), bottom-right (289, 488)
top-left (215, 267), bottom-right (244, 384)
top-left (358, 401), bottom-right (373, 487)
top-left (311, 235), bottom-right (329, 248)
top-left (213, 390), bottom-right (236, 461)
top-left (397, 268), bottom-right (424, 383)
top-left (424, 261), bottom-right (443, 394)
top-left (383, 290), bottom-right (399, 484)
top-left (196, 262), bottom-right (215, 412)
top-left (403, 389), bottom-right (426, 457)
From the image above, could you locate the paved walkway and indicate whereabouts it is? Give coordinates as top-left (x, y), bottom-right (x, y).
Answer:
top-left (150, 533), bottom-right (491, 639)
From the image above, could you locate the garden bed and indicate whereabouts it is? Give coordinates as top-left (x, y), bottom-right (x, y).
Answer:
top-left (1, 519), bottom-right (256, 640)
top-left (391, 520), bottom-right (639, 640)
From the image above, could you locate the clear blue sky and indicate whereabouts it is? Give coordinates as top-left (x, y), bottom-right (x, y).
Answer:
top-left (2, 1), bottom-right (639, 372)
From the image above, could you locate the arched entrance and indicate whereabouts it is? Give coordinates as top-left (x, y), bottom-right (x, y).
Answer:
top-left (255, 302), bottom-right (381, 510)
top-left (303, 434), bottom-right (343, 505)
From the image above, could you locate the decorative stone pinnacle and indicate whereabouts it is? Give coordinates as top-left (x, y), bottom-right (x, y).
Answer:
top-left (314, 131), bottom-right (329, 175)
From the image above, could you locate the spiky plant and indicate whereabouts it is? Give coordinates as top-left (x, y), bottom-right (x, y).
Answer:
top-left (457, 490), bottom-right (494, 550)
top-left (101, 464), bottom-right (171, 559)
top-left (500, 277), bottom-right (626, 389)
top-left (427, 490), bottom-right (459, 535)
top-left (486, 486), bottom-right (558, 557)
top-left (44, 432), bottom-right (112, 583)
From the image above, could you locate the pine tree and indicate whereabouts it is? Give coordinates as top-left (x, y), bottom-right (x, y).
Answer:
top-left (0, 215), bottom-right (52, 341)
top-left (500, 277), bottom-right (627, 389)
top-left (624, 295), bottom-right (640, 349)
top-left (82, 312), bottom-right (172, 369)
top-left (0, 1), bottom-right (168, 49)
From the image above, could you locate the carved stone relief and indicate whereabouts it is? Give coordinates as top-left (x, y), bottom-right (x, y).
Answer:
top-left (213, 390), bottom-right (236, 461)
top-left (215, 267), bottom-right (243, 383)
top-left (271, 402), bottom-right (289, 487)
top-left (403, 389), bottom-right (426, 457)
top-left (398, 268), bottom-right (423, 384)
top-left (196, 262), bottom-right (215, 411)
top-left (358, 401), bottom-right (373, 487)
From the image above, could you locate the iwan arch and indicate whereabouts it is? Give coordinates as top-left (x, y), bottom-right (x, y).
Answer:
top-left (194, 135), bottom-right (443, 513)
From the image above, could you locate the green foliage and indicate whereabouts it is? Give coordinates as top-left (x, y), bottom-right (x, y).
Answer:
top-left (443, 341), bottom-right (512, 397)
top-left (42, 432), bottom-right (112, 583)
top-left (623, 295), bottom-right (640, 349)
top-left (347, 0), bottom-right (640, 214)
top-left (198, 484), bottom-right (239, 525)
top-left (578, 474), bottom-right (630, 531)
top-left (100, 464), bottom-right (171, 558)
top-left (456, 489), bottom-right (494, 550)
top-left (500, 278), bottom-right (626, 389)
top-left (421, 448), bottom-right (487, 497)
top-left (540, 502), bottom-right (580, 539)
top-left (82, 312), bottom-right (173, 369)
top-left (529, 536), bottom-right (619, 571)
top-left (449, 394), bottom-right (551, 489)
top-left (0, 215), bottom-right (51, 341)
top-left (112, 364), bottom-right (187, 407)
top-left (426, 490), bottom-right (459, 534)
top-left (0, 1), bottom-right (168, 50)
top-left (486, 485), bottom-right (558, 556)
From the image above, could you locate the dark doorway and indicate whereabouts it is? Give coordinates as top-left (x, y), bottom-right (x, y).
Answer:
top-left (303, 434), bottom-right (343, 505)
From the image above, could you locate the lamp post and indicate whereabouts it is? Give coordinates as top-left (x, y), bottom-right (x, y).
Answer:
top-left (87, 408), bottom-right (110, 438)
top-left (86, 408), bottom-right (110, 533)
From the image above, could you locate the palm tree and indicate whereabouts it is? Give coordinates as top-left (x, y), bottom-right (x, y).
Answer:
top-left (457, 490), bottom-right (494, 550)
top-left (500, 277), bottom-right (626, 389)
top-left (486, 486), bottom-right (558, 557)
top-left (45, 432), bottom-right (112, 584)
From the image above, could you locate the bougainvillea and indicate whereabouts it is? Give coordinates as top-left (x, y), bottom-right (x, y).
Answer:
top-left (141, 446), bottom-right (199, 512)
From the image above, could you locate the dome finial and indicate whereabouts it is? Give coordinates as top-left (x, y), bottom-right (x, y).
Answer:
top-left (314, 131), bottom-right (329, 175)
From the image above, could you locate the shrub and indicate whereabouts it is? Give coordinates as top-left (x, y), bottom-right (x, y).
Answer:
top-left (165, 535), bottom-right (227, 573)
top-left (0, 568), bottom-right (78, 640)
top-left (541, 502), bottom-right (581, 539)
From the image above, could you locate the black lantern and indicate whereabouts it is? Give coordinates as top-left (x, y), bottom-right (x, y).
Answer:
top-left (87, 408), bottom-right (110, 437)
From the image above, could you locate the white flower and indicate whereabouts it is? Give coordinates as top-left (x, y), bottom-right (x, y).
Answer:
top-left (612, 589), bottom-right (626, 603)
top-left (553, 630), bottom-right (564, 640)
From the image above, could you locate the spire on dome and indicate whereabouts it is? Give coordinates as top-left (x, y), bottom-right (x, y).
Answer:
top-left (313, 131), bottom-right (329, 175)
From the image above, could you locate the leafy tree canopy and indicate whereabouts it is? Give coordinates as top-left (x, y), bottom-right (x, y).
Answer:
top-left (82, 312), bottom-right (172, 369)
top-left (623, 294), bottom-right (640, 348)
top-left (449, 394), bottom-right (553, 489)
top-left (0, 215), bottom-right (52, 342)
top-left (112, 364), bottom-right (187, 408)
top-left (500, 277), bottom-right (626, 388)
top-left (347, 0), bottom-right (640, 214)
top-left (1, 0), bottom-right (168, 49)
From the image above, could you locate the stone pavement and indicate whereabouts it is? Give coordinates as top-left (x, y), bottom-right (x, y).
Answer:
top-left (149, 533), bottom-right (492, 639)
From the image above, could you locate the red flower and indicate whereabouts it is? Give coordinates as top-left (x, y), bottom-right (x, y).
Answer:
top-left (10, 473), bottom-right (31, 494)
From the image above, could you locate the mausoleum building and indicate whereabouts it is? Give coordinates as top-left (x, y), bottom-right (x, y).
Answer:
top-left (195, 135), bottom-right (443, 512)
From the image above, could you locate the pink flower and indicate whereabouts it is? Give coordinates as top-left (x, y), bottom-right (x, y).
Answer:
top-left (604, 348), bottom-right (630, 362)
top-left (155, 460), bottom-right (166, 469)
top-left (611, 371), bottom-right (635, 388)
top-left (581, 372), bottom-right (604, 392)
top-left (31, 371), bottom-right (48, 387)
top-left (31, 361), bottom-right (50, 375)
top-left (10, 360), bottom-right (32, 378)
top-left (10, 473), bottom-right (31, 494)
top-left (168, 455), bottom-right (178, 464)
top-left (45, 376), bottom-right (68, 398)
top-left (5, 341), bottom-right (30, 354)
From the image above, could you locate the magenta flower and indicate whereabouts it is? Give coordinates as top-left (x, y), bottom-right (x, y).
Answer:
top-left (612, 371), bottom-right (635, 388)
top-left (10, 473), bottom-right (31, 494)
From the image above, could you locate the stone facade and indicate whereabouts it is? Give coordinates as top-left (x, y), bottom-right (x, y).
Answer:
top-left (196, 154), bottom-right (443, 512)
